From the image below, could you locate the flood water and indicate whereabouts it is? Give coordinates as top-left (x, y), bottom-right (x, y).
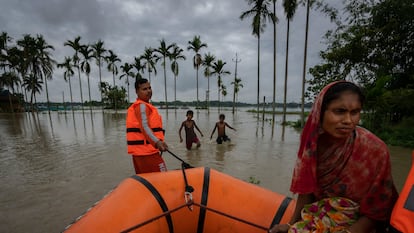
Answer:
top-left (0, 108), bottom-right (412, 233)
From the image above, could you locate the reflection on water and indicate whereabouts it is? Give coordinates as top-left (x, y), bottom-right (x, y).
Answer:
top-left (0, 108), bottom-right (412, 233)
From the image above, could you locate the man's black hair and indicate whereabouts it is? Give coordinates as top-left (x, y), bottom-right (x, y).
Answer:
top-left (135, 78), bottom-right (148, 90)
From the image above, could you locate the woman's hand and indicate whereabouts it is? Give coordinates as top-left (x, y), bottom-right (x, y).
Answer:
top-left (268, 223), bottom-right (290, 233)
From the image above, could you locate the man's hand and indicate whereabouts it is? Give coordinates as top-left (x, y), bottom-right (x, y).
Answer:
top-left (156, 140), bottom-right (168, 151)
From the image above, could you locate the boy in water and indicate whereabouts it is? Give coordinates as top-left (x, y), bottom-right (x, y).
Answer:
top-left (210, 114), bottom-right (236, 144)
top-left (179, 110), bottom-right (204, 150)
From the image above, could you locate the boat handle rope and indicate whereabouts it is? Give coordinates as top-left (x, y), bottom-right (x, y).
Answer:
top-left (120, 202), bottom-right (190, 233)
top-left (165, 149), bottom-right (193, 169)
top-left (192, 202), bottom-right (269, 232)
top-left (121, 200), bottom-right (270, 233)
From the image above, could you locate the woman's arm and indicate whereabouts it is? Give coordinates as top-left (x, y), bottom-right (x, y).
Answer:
top-left (269, 193), bottom-right (314, 233)
top-left (290, 194), bottom-right (314, 223)
top-left (348, 216), bottom-right (376, 233)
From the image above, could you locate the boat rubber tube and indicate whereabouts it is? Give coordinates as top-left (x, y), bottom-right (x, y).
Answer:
top-left (64, 167), bottom-right (295, 233)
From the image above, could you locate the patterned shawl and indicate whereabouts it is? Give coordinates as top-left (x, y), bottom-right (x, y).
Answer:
top-left (290, 81), bottom-right (398, 221)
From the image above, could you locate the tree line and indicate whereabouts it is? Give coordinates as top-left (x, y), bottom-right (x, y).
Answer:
top-left (0, 33), bottom-right (245, 113)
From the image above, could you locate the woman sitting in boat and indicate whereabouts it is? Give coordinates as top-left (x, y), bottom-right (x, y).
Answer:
top-left (269, 81), bottom-right (398, 233)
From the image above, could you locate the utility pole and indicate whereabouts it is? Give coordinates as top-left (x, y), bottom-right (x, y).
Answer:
top-left (232, 53), bottom-right (241, 114)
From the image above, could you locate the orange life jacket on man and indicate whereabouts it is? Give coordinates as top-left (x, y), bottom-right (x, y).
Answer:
top-left (126, 99), bottom-right (164, 156)
top-left (390, 150), bottom-right (414, 233)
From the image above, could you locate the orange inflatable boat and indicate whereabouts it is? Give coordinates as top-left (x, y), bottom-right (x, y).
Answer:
top-left (64, 167), bottom-right (295, 233)
top-left (390, 150), bottom-right (414, 233)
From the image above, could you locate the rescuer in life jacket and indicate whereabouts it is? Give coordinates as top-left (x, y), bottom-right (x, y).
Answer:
top-left (390, 150), bottom-right (414, 233)
top-left (126, 78), bottom-right (168, 174)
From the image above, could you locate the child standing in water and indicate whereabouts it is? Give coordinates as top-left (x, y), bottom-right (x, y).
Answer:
top-left (210, 114), bottom-right (236, 144)
top-left (179, 110), bottom-right (204, 150)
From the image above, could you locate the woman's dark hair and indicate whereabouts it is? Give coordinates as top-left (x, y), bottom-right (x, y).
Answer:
top-left (134, 78), bottom-right (148, 90)
top-left (321, 81), bottom-right (365, 115)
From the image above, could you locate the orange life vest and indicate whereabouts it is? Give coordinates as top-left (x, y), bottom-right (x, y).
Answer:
top-left (390, 150), bottom-right (414, 233)
top-left (126, 99), bottom-right (164, 156)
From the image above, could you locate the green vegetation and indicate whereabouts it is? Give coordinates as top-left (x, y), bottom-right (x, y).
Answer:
top-left (307, 0), bottom-right (414, 148)
top-left (247, 176), bottom-right (261, 185)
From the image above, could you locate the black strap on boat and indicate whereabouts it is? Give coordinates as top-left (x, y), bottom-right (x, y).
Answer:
top-left (269, 196), bottom-right (293, 228)
top-left (181, 163), bottom-right (195, 210)
top-left (196, 167), bottom-right (210, 233)
top-left (122, 167), bottom-right (284, 233)
top-left (181, 163), bottom-right (194, 193)
top-left (127, 175), bottom-right (174, 233)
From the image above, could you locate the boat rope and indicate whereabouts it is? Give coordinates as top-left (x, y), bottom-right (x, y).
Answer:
top-left (122, 153), bottom-right (270, 232)
top-left (165, 149), bottom-right (193, 169)
top-left (121, 200), bottom-right (270, 232)
top-left (120, 202), bottom-right (191, 233)
top-left (192, 202), bottom-right (269, 232)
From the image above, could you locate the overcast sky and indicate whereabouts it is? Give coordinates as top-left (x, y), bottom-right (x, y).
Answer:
top-left (0, 0), bottom-right (341, 104)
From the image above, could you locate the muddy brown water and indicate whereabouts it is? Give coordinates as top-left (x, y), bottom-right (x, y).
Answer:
top-left (0, 108), bottom-right (411, 233)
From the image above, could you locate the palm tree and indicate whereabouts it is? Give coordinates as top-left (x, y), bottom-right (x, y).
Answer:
top-left (300, 0), bottom-right (310, 127)
top-left (202, 52), bottom-right (216, 113)
top-left (187, 35), bottom-right (207, 109)
top-left (16, 35), bottom-right (37, 105)
top-left (232, 53), bottom-right (242, 114)
top-left (211, 59), bottom-right (231, 113)
top-left (271, 0), bottom-right (279, 118)
top-left (120, 62), bottom-right (133, 103)
top-left (57, 56), bottom-right (75, 111)
top-left (0, 32), bottom-right (12, 72)
top-left (154, 39), bottom-right (174, 110)
top-left (221, 84), bottom-right (227, 103)
top-left (240, 0), bottom-right (273, 116)
top-left (1, 71), bottom-right (20, 112)
top-left (92, 40), bottom-right (106, 108)
top-left (35, 35), bottom-right (55, 113)
top-left (64, 36), bottom-right (84, 107)
top-left (22, 74), bottom-right (43, 111)
top-left (17, 34), bottom-right (55, 112)
top-left (106, 49), bottom-right (121, 111)
top-left (282, 0), bottom-right (298, 129)
top-left (140, 47), bottom-right (157, 82)
top-left (0, 32), bottom-right (18, 112)
top-left (132, 56), bottom-right (145, 81)
top-left (106, 50), bottom-right (120, 87)
top-left (79, 44), bottom-right (94, 109)
top-left (169, 44), bottom-right (186, 110)
top-left (231, 78), bottom-right (244, 107)
top-left (8, 45), bottom-right (28, 107)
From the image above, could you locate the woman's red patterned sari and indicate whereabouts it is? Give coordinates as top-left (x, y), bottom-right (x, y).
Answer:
top-left (290, 81), bottom-right (398, 222)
